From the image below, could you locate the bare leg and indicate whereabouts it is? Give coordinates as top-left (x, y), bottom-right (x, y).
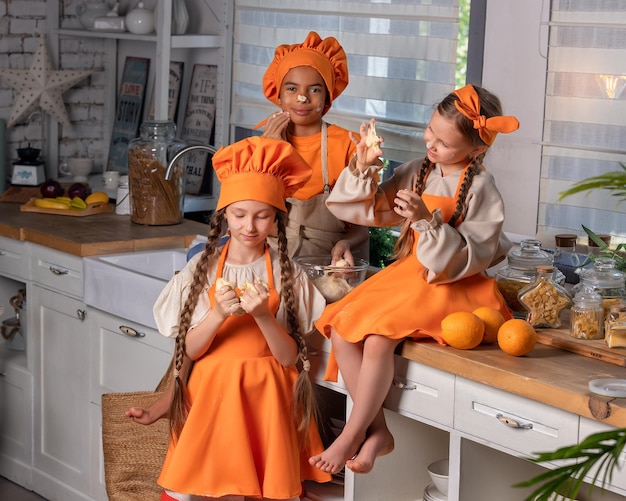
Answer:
top-left (309, 331), bottom-right (400, 474)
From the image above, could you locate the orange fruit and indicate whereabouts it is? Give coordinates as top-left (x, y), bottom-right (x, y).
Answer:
top-left (473, 306), bottom-right (506, 344)
top-left (440, 311), bottom-right (485, 350)
top-left (85, 191), bottom-right (109, 205)
top-left (497, 319), bottom-right (537, 356)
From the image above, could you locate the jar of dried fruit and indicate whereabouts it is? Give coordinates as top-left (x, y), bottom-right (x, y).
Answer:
top-left (574, 258), bottom-right (626, 319)
top-left (496, 239), bottom-right (566, 318)
top-left (518, 265), bottom-right (572, 328)
top-left (128, 121), bottom-right (187, 225)
top-left (570, 286), bottom-right (604, 340)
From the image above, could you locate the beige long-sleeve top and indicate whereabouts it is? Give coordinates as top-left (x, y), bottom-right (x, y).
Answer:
top-left (326, 158), bottom-right (512, 284)
top-left (153, 245), bottom-right (326, 338)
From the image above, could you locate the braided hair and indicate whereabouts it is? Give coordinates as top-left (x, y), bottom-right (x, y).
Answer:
top-left (392, 85), bottom-right (501, 261)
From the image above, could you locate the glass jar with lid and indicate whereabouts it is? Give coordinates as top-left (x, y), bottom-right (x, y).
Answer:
top-left (575, 257), bottom-right (626, 319)
top-left (605, 303), bottom-right (626, 348)
top-left (570, 286), bottom-right (604, 339)
top-left (553, 233), bottom-right (582, 284)
top-left (128, 121), bottom-right (187, 225)
top-left (518, 265), bottom-right (572, 328)
top-left (496, 239), bottom-right (566, 318)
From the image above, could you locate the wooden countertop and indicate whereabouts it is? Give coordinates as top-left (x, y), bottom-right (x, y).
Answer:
top-left (0, 201), bottom-right (209, 256)
top-left (400, 337), bottom-right (626, 428)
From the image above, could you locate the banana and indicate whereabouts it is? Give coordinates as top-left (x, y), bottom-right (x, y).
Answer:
top-left (34, 198), bottom-right (72, 210)
top-left (55, 196), bottom-right (73, 205)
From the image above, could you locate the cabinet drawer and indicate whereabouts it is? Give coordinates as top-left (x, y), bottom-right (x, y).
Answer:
top-left (384, 355), bottom-right (455, 427)
top-left (454, 377), bottom-right (578, 458)
top-left (579, 417), bottom-right (626, 495)
top-left (89, 308), bottom-right (174, 402)
top-left (30, 244), bottom-right (83, 298)
top-left (0, 237), bottom-right (29, 281)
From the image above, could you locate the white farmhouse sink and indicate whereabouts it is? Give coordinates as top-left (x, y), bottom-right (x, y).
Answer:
top-left (83, 249), bottom-right (188, 329)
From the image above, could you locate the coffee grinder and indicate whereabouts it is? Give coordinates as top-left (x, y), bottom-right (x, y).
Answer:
top-left (11, 144), bottom-right (45, 186)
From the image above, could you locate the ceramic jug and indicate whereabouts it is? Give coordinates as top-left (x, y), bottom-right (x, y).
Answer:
top-left (125, 1), bottom-right (155, 35)
top-left (76, 2), bottom-right (111, 29)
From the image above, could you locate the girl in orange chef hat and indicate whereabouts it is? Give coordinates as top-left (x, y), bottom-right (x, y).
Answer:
top-left (259, 31), bottom-right (371, 262)
top-left (151, 136), bottom-right (331, 500)
top-left (309, 85), bottom-right (519, 476)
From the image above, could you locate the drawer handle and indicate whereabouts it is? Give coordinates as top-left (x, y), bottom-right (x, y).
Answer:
top-left (496, 413), bottom-right (533, 429)
top-left (77, 309), bottom-right (86, 321)
top-left (49, 266), bottom-right (69, 275)
top-left (119, 325), bottom-right (145, 338)
top-left (392, 379), bottom-right (417, 391)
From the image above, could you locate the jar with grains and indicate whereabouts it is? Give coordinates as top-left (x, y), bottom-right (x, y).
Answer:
top-left (574, 258), bottom-right (626, 319)
top-left (605, 303), bottom-right (626, 348)
top-left (496, 239), bottom-right (566, 318)
top-left (518, 265), bottom-right (572, 328)
top-left (128, 121), bottom-right (186, 225)
top-left (570, 286), bottom-right (604, 340)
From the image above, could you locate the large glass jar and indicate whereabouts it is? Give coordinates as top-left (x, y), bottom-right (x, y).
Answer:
top-left (128, 121), bottom-right (186, 225)
top-left (496, 239), bottom-right (565, 318)
top-left (575, 258), bottom-right (626, 319)
top-left (518, 265), bottom-right (572, 328)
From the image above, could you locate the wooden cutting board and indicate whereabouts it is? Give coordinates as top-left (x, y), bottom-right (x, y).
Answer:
top-left (20, 198), bottom-right (114, 217)
top-left (537, 328), bottom-right (626, 367)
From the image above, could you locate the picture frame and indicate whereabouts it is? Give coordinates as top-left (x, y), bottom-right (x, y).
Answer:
top-left (147, 61), bottom-right (184, 122)
top-left (106, 56), bottom-right (150, 174)
top-left (180, 64), bottom-right (218, 195)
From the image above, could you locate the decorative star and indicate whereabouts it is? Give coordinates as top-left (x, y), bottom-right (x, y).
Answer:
top-left (0, 34), bottom-right (92, 129)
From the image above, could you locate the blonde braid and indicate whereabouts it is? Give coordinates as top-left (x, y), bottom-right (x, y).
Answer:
top-left (276, 213), bottom-right (318, 446)
top-left (392, 158), bottom-right (434, 260)
top-left (169, 210), bottom-right (226, 440)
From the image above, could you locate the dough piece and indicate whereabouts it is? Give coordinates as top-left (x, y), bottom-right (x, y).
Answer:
top-left (239, 279), bottom-right (269, 296)
top-left (365, 121), bottom-right (382, 149)
top-left (313, 275), bottom-right (353, 303)
top-left (216, 278), bottom-right (235, 291)
top-left (335, 258), bottom-right (350, 268)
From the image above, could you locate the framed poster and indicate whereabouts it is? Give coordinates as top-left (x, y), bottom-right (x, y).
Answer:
top-left (147, 61), bottom-right (184, 121)
top-left (180, 64), bottom-right (217, 195)
top-left (106, 57), bottom-right (150, 174)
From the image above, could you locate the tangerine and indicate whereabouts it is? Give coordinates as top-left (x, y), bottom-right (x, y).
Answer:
top-left (497, 319), bottom-right (537, 356)
top-left (440, 311), bottom-right (485, 350)
top-left (473, 306), bottom-right (506, 344)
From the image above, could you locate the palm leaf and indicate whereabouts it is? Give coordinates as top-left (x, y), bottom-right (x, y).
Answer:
top-left (514, 428), bottom-right (626, 501)
top-left (558, 164), bottom-right (626, 203)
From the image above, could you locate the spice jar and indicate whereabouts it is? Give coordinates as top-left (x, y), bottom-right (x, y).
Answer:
top-left (518, 265), bottom-right (572, 328)
top-left (574, 258), bottom-right (626, 319)
top-left (496, 239), bottom-right (566, 318)
top-left (605, 303), bottom-right (626, 348)
top-left (570, 286), bottom-right (604, 340)
top-left (128, 121), bottom-right (186, 225)
top-left (553, 234), bottom-right (582, 284)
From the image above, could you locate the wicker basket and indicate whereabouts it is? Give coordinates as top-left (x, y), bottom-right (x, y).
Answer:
top-left (101, 361), bottom-right (172, 500)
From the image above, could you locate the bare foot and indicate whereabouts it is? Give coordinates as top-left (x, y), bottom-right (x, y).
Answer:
top-left (309, 430), bottom-right (364, 474)
top-left (345, 426), bottom-right (394, 474)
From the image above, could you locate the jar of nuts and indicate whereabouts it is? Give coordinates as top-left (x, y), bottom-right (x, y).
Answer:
top-left (574, 258), bottom-right (626, 319)
top-left (570, 286), bottom-right (604, 340)
top-left (496, 240), bottom-right (566, 318)
top-left (518, 265), bottom-right (572, 328)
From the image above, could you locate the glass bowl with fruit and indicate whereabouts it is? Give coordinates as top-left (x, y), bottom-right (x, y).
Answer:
top-left (294, 256), bottom-right (369, 303)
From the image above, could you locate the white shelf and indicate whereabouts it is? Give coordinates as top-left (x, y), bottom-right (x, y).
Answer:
top-left (56, 28), bottom-right (223, 49)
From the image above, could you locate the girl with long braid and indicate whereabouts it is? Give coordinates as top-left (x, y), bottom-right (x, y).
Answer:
top-left (309, 85), bottom-right (520, 476)
top-left (150, 136), bottom-right (331, 500)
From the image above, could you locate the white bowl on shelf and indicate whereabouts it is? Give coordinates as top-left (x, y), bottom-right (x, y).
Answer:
top-left (426, 458), bottom-right (449, 496)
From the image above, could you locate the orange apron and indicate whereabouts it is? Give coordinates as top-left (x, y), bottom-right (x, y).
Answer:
top-left (158, 241), bottom-right (330, 498)
top-left (316, 166), bottom-right (512, 381)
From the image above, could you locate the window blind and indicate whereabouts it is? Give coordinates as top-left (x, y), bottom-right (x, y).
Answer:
top-left (539, 0), bottom-right (626, 243)
top-left (231, 0), bottom-right (460, 163)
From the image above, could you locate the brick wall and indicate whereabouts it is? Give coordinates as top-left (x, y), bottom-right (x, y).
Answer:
top-left (0, 0), bottom-right (108, 178)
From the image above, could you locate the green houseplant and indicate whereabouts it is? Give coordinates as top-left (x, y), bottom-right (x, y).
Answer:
top-left (516, 163), bottom-right (626, 500)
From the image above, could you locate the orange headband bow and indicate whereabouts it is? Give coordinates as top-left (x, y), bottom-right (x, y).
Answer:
top-left (453, 85), bottom-right (519, 146)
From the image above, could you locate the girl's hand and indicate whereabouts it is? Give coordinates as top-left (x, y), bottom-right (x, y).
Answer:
top-left (330, 240), bottom-right (355, 266)
top-left (350, 118), bottom-right (383, 172)
top-left (261, 111), bottom-right (290, 141)
top-left (393, 189), bottom-right (432, 223)
top-left (214, 282), bottom-right (242, 318)
top-left (239, 280), bottom-right (271, 317)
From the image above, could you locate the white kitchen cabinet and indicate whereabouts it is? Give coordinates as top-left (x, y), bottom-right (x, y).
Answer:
top-left (87, 307), bottom-right (174, 500)
top-left (30, 244), bottom-right (91, 501)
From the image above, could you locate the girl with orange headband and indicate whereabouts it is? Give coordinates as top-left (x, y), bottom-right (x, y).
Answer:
top-left (147, 136), bottom-right (331, 500)
top-left (260, 31), bottom-right (371, 262)
top-left (309, 85), bottom-right (520, 475)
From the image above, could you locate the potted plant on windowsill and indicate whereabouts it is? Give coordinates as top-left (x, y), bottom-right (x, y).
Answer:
top-left (515, 163), bottom-right (626, 500)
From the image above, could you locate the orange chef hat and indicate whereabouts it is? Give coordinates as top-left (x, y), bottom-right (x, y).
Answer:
top-left (453, 84), bottom-right (519, 146)
top-left (262, 31), bottom-right (349, 115)
top-left (213, 137), bottom-right (312, 212)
